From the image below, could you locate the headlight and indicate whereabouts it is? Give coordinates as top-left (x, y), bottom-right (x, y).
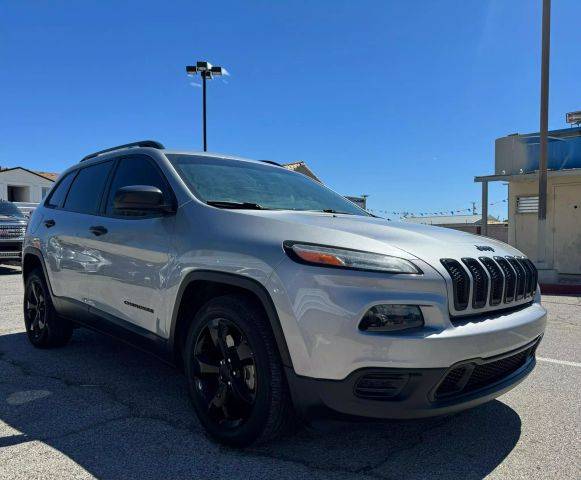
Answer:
top-left (283, 242), bottom-right (422, 274)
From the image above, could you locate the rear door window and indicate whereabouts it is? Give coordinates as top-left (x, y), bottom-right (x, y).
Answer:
top-left (63, 161), bottom-right (113, 215)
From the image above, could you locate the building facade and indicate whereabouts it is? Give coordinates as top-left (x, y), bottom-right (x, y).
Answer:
top-left (0, 167), bottom-right (56, 203)
top-left (476, 126), bottom-right (581, 283)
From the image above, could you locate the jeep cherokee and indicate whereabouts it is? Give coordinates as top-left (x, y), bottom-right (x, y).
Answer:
top-left (22, 140), bottom-right (547, 446)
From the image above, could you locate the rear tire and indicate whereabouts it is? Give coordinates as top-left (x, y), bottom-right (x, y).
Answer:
top-left (184, 294), bottom-right (294, 447)
top-left (23, 269), bottom-right (73, 348)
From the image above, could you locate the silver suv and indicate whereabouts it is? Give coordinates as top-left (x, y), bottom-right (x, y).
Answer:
top-left (23, 141), bottom-right (547, 446)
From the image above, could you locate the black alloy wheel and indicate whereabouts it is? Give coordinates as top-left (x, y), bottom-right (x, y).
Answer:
top-left (192, 318), bottom-right (257, 428)
top-left (184, 294), bottom-right (294, 446)
top-left (23, 269), bottom-right (73, 348)
top-left (25, 277), bottom-right (48, 342)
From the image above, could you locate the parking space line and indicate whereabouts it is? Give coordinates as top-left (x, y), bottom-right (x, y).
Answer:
top-left (537, 357), bottom-right (581, 368)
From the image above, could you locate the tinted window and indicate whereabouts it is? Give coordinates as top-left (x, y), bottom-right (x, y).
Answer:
top-left (64, 161), bottom-right (113, 214)
top-left (46, 172), bottom-right (76, 208)
top-left (106, 156), bottom-right (168, 216)
top-left (167, 154), bottom-right (368, 216)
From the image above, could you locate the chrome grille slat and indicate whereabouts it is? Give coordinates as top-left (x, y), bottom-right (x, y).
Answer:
top-left (0, 225), bottom-right (26, 239)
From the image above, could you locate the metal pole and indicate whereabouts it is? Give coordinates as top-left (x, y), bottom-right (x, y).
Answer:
top-left (202, 73), bottom-right (207, 151)
top-left (481, 180), bottom-right (489, 237)
top-left (537, 0), bottom-right (551, 264)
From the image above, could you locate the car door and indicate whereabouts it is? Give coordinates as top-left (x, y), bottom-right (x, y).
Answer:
top-left (81, 154), bottom-right (175, 336)
top-left (43, 161), bottom-right (114, 306)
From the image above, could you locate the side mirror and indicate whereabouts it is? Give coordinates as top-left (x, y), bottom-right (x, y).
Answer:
top-left (113, 185), bottom-right (175, 214)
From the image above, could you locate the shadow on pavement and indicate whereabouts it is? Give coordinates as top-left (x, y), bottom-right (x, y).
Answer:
top-left (0, 330), bottom-right (521, 479)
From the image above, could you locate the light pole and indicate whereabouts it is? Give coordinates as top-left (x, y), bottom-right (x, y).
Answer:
top-left (186, 61), bottom-right (227, 151)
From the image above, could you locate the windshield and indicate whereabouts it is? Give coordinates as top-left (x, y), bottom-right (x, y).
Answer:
top-left (0, 201), bottom-right (24, 218)
top-left (167, 154), bottom-right (369, 216)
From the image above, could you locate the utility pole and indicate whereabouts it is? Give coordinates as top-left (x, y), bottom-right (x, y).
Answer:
top-left (537, 0), bottom-right (551, 265)
top-left (471, 201), bottom-right (477, 215)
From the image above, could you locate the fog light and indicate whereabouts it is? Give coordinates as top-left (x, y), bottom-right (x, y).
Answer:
top-left (359, 305), bottom-right (424, 332)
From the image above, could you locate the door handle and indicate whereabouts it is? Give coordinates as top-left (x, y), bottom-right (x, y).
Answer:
top-left (44, 219), bottom-right (55, 228)
top-left (89, 226), bottom-right (108, 236)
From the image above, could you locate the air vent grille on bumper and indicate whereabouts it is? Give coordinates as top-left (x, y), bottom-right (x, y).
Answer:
top-left (440, 255), bottom-right (537, 315)
top-left (435, 339), bottom-right (539, 400)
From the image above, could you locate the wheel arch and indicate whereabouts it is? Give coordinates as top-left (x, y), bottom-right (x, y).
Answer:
top-left (22, 247), bottom-right (52, 292)
top-left (169, 270), bottom-right (293, 369)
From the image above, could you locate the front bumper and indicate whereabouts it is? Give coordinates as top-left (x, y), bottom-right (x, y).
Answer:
top-left (268, 258), bottom-right (547, 380)
top-left (286, 336), bottom-right (540, 420)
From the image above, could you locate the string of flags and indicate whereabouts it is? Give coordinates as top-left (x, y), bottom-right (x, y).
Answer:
top-left (368, 199), bottom-right (507, 218)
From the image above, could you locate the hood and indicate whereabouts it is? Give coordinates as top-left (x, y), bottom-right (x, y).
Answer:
top-left (239, 210), bottom-right (522, 269)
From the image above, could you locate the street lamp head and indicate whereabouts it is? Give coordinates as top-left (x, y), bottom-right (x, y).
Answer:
top-left (185, 65), bottom-right (198, 75)
top-left (196, 61), bottom-right (212, 72)
top-left (210, 66), bottom-right (226, 76)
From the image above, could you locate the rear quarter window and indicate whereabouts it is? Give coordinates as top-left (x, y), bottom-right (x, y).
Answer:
top-left (45, 171), bottom-right (76, 208)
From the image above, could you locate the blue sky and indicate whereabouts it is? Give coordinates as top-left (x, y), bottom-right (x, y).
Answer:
top-left (1, 0), bottom-right (580, 220)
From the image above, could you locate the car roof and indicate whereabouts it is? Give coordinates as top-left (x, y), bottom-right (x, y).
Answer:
top-left (76, 147), bottom-right (282, 170)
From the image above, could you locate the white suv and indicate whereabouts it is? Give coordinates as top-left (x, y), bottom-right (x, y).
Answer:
top-left (22, 141), bottom-right (546, 446)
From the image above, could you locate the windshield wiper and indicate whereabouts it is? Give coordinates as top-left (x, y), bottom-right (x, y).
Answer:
top-left (206, 201), bottom-right (266, 210)
top-left (319, 209), bottom-right (356, 215)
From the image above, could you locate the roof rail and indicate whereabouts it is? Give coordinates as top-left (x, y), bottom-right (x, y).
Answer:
top-left (80, 140), bottom-right (165, 162)
top-left (260, 160), bottom-right (282, 166)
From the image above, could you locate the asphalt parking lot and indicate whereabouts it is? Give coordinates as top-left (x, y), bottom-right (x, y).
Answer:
top-left (0, 264), bottom-right (579, 480)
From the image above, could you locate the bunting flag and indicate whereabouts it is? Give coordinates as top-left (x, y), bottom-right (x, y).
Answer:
top-left (367, 198), bottom-right (508, 219)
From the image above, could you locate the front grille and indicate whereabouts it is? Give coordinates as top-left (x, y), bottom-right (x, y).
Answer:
top-left (435, 341), bottom-right (538, 399)
top-left (524, 258), bottom-right (538, 296)
top-left (0, 225), bottom-right (26, 239)
top-left (479, 257), bottom-right (503, 305)
top-left (0, 251), bottom-right (21, 257)
top-left (441, 255), bottom-right (537, 316)
top-left (507, 256), bottom-right (526, 300)
top-left (494, 257), bottom-right (516, 303)
top-left (0, 242), bottom-right (22, 252)
top-left (440, 259), bottom-right (470, 311)
top-left (461, 258), bottom-right (488, 309)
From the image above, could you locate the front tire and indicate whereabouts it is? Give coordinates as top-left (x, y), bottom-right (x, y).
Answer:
top-left (23, 269), bottom-right (73, 348)
top-left (184, 294), bottom-right (293, 447)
